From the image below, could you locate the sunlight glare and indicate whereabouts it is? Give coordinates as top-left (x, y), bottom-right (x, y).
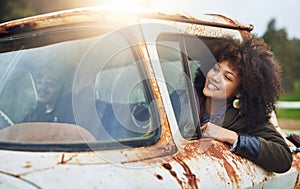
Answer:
top-left (150, 0), bottom-right (190, 14)
top-left (99, 0), bottom-right (147, 11)
top-left (96, 0), bottom-right (190, 14)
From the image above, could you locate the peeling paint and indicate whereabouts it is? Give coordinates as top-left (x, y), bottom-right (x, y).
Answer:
top-left (155, 173), bottom-right (163, 180)
top-left (292, 153), bottom-right (300, 187)
top-left (173, 157), bottom-right (198, 189)
top-left (162, 162), bottom-right (183, 187)
top-left (59, 154), bottom-right (78, 164)
top-left (205, 144), bottom-right (241, 188)
top-left (23, 162), bottom-right (32, 169)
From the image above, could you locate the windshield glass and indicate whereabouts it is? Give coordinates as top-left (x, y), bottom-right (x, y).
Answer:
top-left (0, 30), bottom-right (160, 151)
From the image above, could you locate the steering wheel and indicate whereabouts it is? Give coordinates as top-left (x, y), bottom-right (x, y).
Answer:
top-left (0, 110), bottom-right (15, 127)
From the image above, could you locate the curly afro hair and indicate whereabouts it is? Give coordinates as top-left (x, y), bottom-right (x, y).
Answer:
top-left (194, 36), bottom-right (282, 127)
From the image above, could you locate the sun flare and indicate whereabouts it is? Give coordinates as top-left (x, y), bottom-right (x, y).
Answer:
top-left (96, 0), bottom-right (188, 13)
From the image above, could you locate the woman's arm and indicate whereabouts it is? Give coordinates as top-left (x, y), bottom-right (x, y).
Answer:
top-left (201, 122), bottom-right (238, 145)
top-left (202, 122), bottom-right (292, 173)
top-left (240, 122), bottom-right (292, 173)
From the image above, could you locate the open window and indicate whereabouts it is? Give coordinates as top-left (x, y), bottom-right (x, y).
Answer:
top-left (156, 33), bottom-right (217, 140)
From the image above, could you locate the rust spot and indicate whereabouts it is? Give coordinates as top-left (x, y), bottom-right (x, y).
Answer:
top-left (162, 162), bottom-right (183, 187)
top-left (292, 153), bottom-right (300, 187)
top-left (23, 161), bottom-right (32, 169)
top-left (0, 170), bottom-right (21, 178)
top-left (174, 139), bottom-right (251, 187)
top-left (292, 153), bottom-right (300, 171)
top-left (173, 157), bottom-right (198, 189)
top-left (170, 170), bottom-right (177, 177)
top-left (174, 138), bottom-right (214, 160)
top-left (60, 153), bottom-right (65, 164)
top-left (262, 177), bottom-right (268, 182)
top-left (155, 174), bottom-right (163, 180)
top-left (204, 142), bottom-right (241, 188)
top-left (162, 163), bottom-right (172, 170)
top-left (59, 153), bottom-right (78, 164)
top-left (2, 22), bottom-right (37, 36)
top-left (23, 165), bottom-right (31, 168)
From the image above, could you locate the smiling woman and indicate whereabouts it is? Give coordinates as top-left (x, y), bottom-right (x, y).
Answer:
top-left (192, 36), bottom-right (292, 173)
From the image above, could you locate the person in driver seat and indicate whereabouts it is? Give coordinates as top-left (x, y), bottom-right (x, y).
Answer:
top-left (23, 63), bottom-right (73, 123)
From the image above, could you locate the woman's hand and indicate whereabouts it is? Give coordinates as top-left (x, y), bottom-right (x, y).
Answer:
top-left (201, 122), bottom-right (238, 145)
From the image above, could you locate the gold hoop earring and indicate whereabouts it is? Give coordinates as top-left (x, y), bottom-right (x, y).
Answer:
top-left (233, 99), bottom-right (241, 109)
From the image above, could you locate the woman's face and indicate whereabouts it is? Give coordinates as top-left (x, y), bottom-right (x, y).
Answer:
top-left (203, 61), bottom-right (240, 100)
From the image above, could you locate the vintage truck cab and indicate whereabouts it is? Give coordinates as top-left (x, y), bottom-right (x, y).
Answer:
top-left (0, 6), bottom-right (299, 188)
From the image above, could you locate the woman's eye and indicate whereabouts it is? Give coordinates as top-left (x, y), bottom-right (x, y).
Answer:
top-left (225, 75), bottom-right (233, 81)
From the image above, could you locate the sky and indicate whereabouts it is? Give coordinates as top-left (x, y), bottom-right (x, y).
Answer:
top-left (148, 0), bottom-right (300, 39)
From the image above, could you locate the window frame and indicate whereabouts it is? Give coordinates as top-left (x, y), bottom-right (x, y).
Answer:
top-left (156, 33), bottom-right (203, 140)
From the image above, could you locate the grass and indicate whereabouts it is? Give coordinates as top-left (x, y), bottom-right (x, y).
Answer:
top-left (279, 93), bottom-right (300, 101)
top-left (276, 109), bottom-right (300, 119)
top-left (277, 92), bottom-right (300, 120)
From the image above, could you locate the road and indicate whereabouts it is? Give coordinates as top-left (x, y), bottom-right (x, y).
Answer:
top-left (278, 118), bottom-right (300, 130)
top-left (278, 118), bottom-right (300, 136)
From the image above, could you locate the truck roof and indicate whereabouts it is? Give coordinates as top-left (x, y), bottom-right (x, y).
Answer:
top-left (0, 6), bottom-right (253, 37)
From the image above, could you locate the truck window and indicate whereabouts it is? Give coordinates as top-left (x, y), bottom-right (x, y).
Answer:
top-left (0, 29), bottom-right (160, 151)
top-left (156, 33), bottom-right (217, 140)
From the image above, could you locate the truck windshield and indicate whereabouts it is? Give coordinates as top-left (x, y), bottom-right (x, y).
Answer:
top-left (0, 30), bottom-right (160, 151)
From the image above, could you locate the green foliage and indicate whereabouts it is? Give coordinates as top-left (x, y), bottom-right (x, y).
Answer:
top-left (277, 109), bottom-right (300, 120)
top-left (278, 92), bottom-right (300, 120)
top-left (262, 19), bottom-right (300, 93)
top-left (0, 0), bottom-right (102, 23)
top-left (0, 0), bottom-right (36, 22)
top-left (280, 92), bottom-right (300, 101)
top-left (294, 81), bottom-right (300, 93)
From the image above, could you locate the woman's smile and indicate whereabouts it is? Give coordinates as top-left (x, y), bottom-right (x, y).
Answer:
top-left (207, 80), bottom-right (220, 91)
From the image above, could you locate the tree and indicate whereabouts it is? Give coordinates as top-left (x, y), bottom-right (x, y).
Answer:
top-left (263, 19), bottom-right (298, 93)
top-left (0, 0), bottom-right (36, 23)
top-left (0, 0), bottom-right (103, 23)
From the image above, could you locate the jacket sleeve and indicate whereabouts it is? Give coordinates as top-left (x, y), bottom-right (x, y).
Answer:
top-left (233, 122), bottom-right (292, 173)
top-left (232, 132), bottom-right (260, 159)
